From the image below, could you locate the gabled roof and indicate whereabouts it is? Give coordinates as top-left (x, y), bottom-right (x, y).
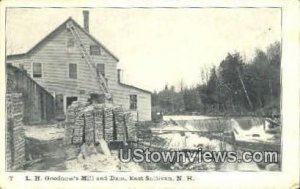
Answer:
top-left (7, 17), bottom-right (119, 62)
top-left (119, 82), bottom-right (152, 94)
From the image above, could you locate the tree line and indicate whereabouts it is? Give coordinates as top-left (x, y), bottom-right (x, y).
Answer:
top-left (152, 41), bottom-right (281, 116)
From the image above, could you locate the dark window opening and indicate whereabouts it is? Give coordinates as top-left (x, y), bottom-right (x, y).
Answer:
top-left (96, 63), bottom-right (105, 77)
top-left (67, 37), bottom-right (75, 47)
top-left (130, 95), bottom-right (137, 110)
top-left (33, 63), bottom-right (42, 78)
top-left (69, 64), bottom-right (77, 79)
top-left (90, 45), bottom-right (101, 55)
top-left (55, 94), bottom-right (64, 119)
top-left (67, 97), bottom-right (78, 108)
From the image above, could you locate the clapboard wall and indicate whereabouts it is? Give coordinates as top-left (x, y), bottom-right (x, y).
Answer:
top-left (7, 18), bottom-right (151, 121)
top-left (112, 83), bottom-right (151, 121)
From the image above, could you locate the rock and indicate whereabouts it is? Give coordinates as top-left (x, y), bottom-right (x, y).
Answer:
top-left (95, 139), bottom-right (111, 156)
top-left (265, 163), bottom-right (280, 171)
top-left (237, 162), bottom-right (260, 171)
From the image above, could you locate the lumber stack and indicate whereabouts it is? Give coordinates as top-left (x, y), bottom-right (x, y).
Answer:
top-left (65, 102), bottom-right (137, 145)
top-left (114, 106), bottom-right (126, 141)
top-left (94, 105), bottom-right (105, 142)
top-left (84, 107), bottom-right (95, 144)
top-left (64, 122), bottom-right (74, 145)
top-left (104, 106), bottom-right (114, 141)
top-left (72, 114), bottom-right (84, 144)
top-left (125, 112), bottom-right (137, 141)
top-left (6, 93), bottom-right (26, 170)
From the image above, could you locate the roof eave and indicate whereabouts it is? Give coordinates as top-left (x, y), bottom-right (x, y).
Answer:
top-left (118, 82), bottom-right (152, 94)
top-left (71, 20), bottom-right (119, 62)
top-left (7, 53), bottom-right (28, 60)
top-left (6, 17), bottom-right (119, 62)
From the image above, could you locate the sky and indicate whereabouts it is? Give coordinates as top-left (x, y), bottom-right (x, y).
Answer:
top-left (6, 8), bottom-right (281, 92)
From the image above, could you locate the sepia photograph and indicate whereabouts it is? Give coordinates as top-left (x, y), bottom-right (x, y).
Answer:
top-left (5, 7), bottom-right (283, 172)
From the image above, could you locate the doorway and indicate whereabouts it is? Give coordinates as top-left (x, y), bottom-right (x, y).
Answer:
top-left (66, 96), bottom-right (78, 109)
top-left (55, 94), bottom-right (65, 120)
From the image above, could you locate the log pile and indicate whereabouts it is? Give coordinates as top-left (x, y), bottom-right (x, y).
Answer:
top-left (6, 93), bottom-right (26, 170)
top-left (84, 107), bottom-right (95, 143)
top-left (65, 102), bottom-right (137, 145)
top-left (114, 106), bottom-right (126, 141)
top-left (104, 106), bottom-right (114, 141)
top-left (73, 114), bottom-right (84, 144)
top-left (125, 112), bottom-right (137, 141)
top-left (94, 104), bottom-right (105, 142)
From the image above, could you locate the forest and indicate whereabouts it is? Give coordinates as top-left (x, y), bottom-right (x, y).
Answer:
top-left (151, 41), bottom-right (281, 116)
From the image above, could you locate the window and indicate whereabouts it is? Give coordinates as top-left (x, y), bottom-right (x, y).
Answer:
top-left (67, 97), bottom-right (78, 108)
top-left (129, 95), bottom-right (137, 110)
top-left (69, 64), bottom-right (77, 79)
top-left (66, 37), bottom-right (75, 53)
top-left (90, 45), bottom-right (101, 55)
top-left (96, 63), bottom-right (105, 77)
top-left (33, 63), bottom-right (42, 78)
top-left (67, 37), bottom-right (75, 47)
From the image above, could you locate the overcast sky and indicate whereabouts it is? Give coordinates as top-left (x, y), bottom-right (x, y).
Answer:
top-left (6, 8), bottom-right (281, 92)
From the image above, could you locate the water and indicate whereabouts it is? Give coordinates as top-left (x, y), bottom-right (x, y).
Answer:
top-left (163, 115), bottom-right (218, 121)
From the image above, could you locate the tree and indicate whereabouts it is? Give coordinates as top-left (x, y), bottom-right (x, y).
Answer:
top-left (183, 87), bottom-right (203, 112)
top-left (151, 41), bottom-right (281, 116)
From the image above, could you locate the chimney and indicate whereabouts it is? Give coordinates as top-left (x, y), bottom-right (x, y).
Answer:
top-left (117, 69), bottom-right (123, 83)
top-left (83, 10), bottom-right (89, 32)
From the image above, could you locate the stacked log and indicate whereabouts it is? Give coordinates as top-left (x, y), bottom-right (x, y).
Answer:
top-left (94, 105), bottom-right (105, 142)
top-left (66, 105), bottom-right (76, 123)
top-left (65, 102), bottom-right (89, 145)
top-left (114, 106), bottom-right (126, 141)
top-left (64, 122), bottom-right (74, 145)
top-left (104, 107), bottom-right (114, 141)
top-left (84, 106), bottom-right (95, 144)
top-left (72, 114), bottom-right (84, 144)
top-left (65, 102), bottom-right (137, 145)
top-left (6, 93), bottom-right (26, 170)
top-left (125, 112), bottom-right (137, 141)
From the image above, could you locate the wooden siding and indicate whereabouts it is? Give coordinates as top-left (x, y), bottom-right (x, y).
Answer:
top-left (6, 64), bottom-right (55, 124)
top-left (112, 84), bottom-right (151, 121)
top-left (7, 19), bottom-right (151, 120)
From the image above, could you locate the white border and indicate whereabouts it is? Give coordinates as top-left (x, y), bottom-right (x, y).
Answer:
top-left (0, 1), bottom-right (299, 189)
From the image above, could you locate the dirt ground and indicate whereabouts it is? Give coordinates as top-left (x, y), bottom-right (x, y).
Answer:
top-left (23, 120), bottom-right (280, 171)
top-left (24, 124), bottom-right (144, 171)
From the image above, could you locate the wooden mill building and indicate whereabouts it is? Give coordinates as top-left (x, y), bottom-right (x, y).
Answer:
top-left (6, 11), bottom-right (151, 121)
